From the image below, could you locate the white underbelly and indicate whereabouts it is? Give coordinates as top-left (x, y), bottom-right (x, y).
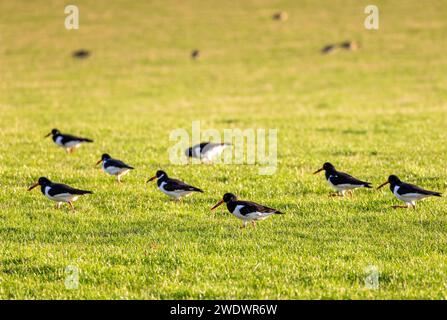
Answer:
top-left (159, 182), bottom-right (193, 199)
top-left (104, 165), bottom-right (129, 176)
top-left (232, 205), bottom-right (274, 221)
top-left (44, 187), bottom-right (78, 203)
top-left (55, 136), bottom-right (81, 148)
top-left (202, 145), bottom-right (227, 161)
top-left (327, 177), bottom-right (360, 191)
top-left (393, 186), bottom-right (428, 203)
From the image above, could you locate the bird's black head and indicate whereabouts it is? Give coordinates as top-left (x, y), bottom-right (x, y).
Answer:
top-left (38, 177), bottom-right (52, 186)
top-left (323, 162), bottom-right (336, 171)
top-left (377, 174), bottom-right (402, 190)
top-left (147, 170), bottom-right (168, 183)
top-left (223, 193), bottom-right (237, 203)
top-left (211, 193), bottom-right (237, 211)
top-left (314, 162), bottom-right (336, 174)
top-left (28, 177), bottom-right (51, 191)
top-left (45, 129), bottom-right (60, 138)
top-left (101, 154), bottom-right (111, 160)
top-left (156, 170), bottom-right (167, 179)
top-left (388, 175), bottom-right (401, 185)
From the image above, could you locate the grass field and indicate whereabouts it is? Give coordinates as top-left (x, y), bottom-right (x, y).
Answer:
top-left (1, 0), bottom-right (447, 299)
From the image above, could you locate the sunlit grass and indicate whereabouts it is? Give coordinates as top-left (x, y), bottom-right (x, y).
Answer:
top-left (0, 0), bottom-right (446, 299)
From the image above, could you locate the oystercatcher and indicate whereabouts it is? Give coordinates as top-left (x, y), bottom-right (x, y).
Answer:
top-left (45, 128), bottom-right (93, 153)
top-left (314, 162), bottom-right (372, 196)
top-left (96, 153), bottom-right (134, 183)
top-left (377, 175), bottom-right (442, 209)
top-left (185, 142), bottom-right (231, 163)
top-left (28, 177), bottom-right (92, 210)
top-left (272, 11), bottom-right (288, 21)
top-left (211, 193), bottom-right (284, 228)
top-left (72, 49), bottom-right (90, 59)
top-left (147, 170), bottom-right (203, 200)
top-left (191, 50), bottom-right (200, 60)
top-left (321, 44), bottom-right (338, 54)
top-left (340, 41), bottom-right (359, 51)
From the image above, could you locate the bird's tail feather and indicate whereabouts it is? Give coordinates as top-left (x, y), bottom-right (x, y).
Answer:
top-left (76, 190), bottom-right (93, 195)
top-left (82, 138), bottom-right (94, 143)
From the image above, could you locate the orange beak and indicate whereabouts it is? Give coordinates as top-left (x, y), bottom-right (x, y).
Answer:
top-left (377, 181), bottom-right (389, 190)
top-left (44, 132), bottom-right (52, 138)
top-left (313, 168), bottom-right (324, 175)
top-left (95, 159), bottom-right (102, 165)
top-left (28, 182), bottom-right (39, 191)
top-left (147, 176), bottom-right (156, 183)
top-left (211, 199), bottom-right (225, 211)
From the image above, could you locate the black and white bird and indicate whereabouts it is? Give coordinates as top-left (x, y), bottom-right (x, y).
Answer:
top-left (211, 193), bottom-right (284, 228)
top-left (45, 128), bottom-right (93, 153)
top-left (377, 175), bottom-right (442, 209)
top-left (185, 142), bottom-right (231, 163)
top-left (147, 170), bottom-right (203, 200)
top-left (28, 177), bottom-right (92, 210)
top-left (314, 162), bottom-right (372, 196)
top-left (96, 153), bottom-right (134, 183)
top-left (191, 49), bottom-right (200, 60)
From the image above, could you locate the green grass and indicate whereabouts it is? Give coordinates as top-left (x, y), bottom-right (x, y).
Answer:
top-left (1, 0), bottom-right (447, 299)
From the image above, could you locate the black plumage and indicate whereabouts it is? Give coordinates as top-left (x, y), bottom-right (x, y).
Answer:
top-left (211, 193), bottom-right (283, 228)
top-left (148, 170), bottom-right (203, 200)
top-left (28, 177), bottom-right (92, 210)
top-left (46, 128), bottom-right (93, 153)
top-left (227, 200), bottom-right (283, 216)
top-left (316, 162), bottom-right (371, 187)
top-left (102, 154), bottom-right (134, 170)
top-left (382, 175), bottom-right (441, 197)
top-left (72, 49), bottom-right (90, 59)
top-left (377, 175), bottom-right (442, 209)
top-left (155, 170), bottom-right (203, 192)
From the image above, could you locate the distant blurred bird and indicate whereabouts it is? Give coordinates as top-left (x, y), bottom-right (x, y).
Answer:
top-left (314, 162), bottom-right (372, 196)
top-left (211, 193), bottom-right (284, 228)
top-left (191, 50), bottom-right (200, 60)
top-left (340, 41), bottom-right (359, 51)
top-left (96, 153), bottom-right (134, 183)
top-left (147, 170), bottom-right (203, 201)
top-left (272, 11), bottom-right (288, 21)
top-left (322, 41), bottom-right (359, 54)
top-left (45, 128), bottom-right (93, 153)
top-left (185, 142), bottom-right (231, 163)
top-left (72, 49), bottom-right (90, 59)
top-left (377, 175), bottom-right (442, 209)
top-left (28, 177), bottom-right (92, 210)
top-left (321, 44), bottom-right (338, 54)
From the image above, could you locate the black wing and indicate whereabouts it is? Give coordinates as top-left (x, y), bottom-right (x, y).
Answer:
top-left (329, 171), bottom-right (372, 187)
top-left (164, 178), bottom-right (203, 192)
top-left (236, 200), bottom-right (283, 215)
top-left (104, 159), bottom-right (134, 169)
top-left (48, 183), bottom-right (93, 196)
top-left (60, 134), bottom-right (93, 144)
top-left (398, 182), bottom-right (441, 197)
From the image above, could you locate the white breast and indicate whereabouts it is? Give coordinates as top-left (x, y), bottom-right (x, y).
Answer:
top-left (44, 186), bottom-right (78, 203)
top-left (393, 185), bottom-right (428, 203)
top-left (158, 181), bottom-right (193, 199)
top-left (201, 144), bottom-right (228, 161)
top-left (103, 163), bottom-right (129, 176)
top-left (231, 205), bottom-right (274, 221)
top-left (55, 136), bottom-right (81, 148)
